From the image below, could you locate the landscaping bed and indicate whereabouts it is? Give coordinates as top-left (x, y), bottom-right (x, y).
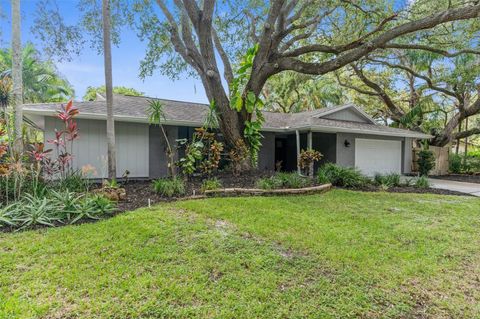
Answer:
top-left (116, 169), bottom-right (469, 213)
top-left (349, 184), bottom-right (470, 196)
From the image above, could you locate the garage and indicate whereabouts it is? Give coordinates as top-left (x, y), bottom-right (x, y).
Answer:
top-left (355, 138), bottom-right (402, 176)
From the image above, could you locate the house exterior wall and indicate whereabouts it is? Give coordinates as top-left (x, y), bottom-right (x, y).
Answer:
top-left (149, 125), bottom-right (178, 178)
top-left (258, 132), bottom-right (275, 171)
top-left (336, 133), bottom-right (412, 174)
top-left (45, 117), bottom-right (149, 178)
top-left (322, 109), bottom-right (369, 123)
top-left (312, 132), bottom-right (336, 171)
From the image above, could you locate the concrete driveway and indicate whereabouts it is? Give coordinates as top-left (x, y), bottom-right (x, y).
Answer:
top-left (428, 178), bottom-right (480, 196)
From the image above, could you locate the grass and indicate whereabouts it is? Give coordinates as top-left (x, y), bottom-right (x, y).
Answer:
top-left (2, 190), bottom-right (480, 318)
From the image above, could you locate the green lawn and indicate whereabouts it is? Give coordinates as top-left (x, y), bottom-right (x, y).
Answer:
top-left (1, 190), bottom-right (480, 318)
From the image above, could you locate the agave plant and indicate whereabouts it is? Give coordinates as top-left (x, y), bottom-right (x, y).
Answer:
top-left (13, 193), bottom-right (62, 230)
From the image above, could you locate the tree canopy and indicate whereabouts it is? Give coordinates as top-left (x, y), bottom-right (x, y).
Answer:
top-left (83, 85), bottom-right (144, 101)
top-left (0, 43), bottom-right (74, 103)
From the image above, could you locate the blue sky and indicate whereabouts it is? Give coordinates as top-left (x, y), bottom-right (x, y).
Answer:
top-left (0, 0), bottom-right (208, 103)
top-left (0, 1), bottom-right (412, 104)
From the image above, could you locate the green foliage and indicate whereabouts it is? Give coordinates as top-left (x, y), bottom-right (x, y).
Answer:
top-left (415, 176), bottom-right (430, 189)
top-left (152, 177), bottom-right (186, 198)
top-left (230, 44), bottom-right (264, 165)
top-left (83, 86), bottom-right (144, 101)
top-left (0, 43), bottom-right (74, 103)
top-left (417, 150), bottom-right (435, 176)
top-left (0, 190), bottom-right (116, 230)
top-left (54, 170), bottom-right (92, 193)
top-left (256, 172), bottom-right (311, 190)
top-left (201, 178), bottom-right (222, 193)
top-left (374, 173), bottom-right (401, 188)
top-left (317, 163), bottom-right (368, 188)
top-left (449, 153), bottom-right (480, 174)
top-left (449, 154), bottom-right (463, 174)
top-left (178, 128), bottom-right (223, 177)
top-left (264, 72), bottom-right (344, 113)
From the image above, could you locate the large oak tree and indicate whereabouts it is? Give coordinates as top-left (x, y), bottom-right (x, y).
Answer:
top-left (138, 0), bottom-right (480, 168)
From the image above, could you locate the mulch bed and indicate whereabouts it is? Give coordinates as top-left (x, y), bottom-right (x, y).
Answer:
top-left (430, 174), bottom-right (480, 184)
top-left (116, 171), bottom-right (472, 212)
top-left (117, 170), bottom-right (276, 212)
top-left (349, 184), bottom-right (471, 197)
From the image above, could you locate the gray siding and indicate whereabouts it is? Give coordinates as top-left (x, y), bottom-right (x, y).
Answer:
top-left (258, 132), bottom-right (275, 171)
top-left (312, 133), bottom-right (336, 171)
top-left (45, 117), bottom-right (149, 178)
top-left (323, 108), bottom-right (369, 123)
top-left (403, 137), bottom-right (413, 174)
top-left (149, 125), bottom-right (178, 178)
top-left (336, 133), bottom-right (411, 174)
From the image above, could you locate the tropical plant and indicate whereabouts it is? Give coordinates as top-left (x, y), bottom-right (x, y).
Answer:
top-left (178, 128), bottom-right (224, 177)
top-left (0, 44), bottom-right (74, 103)
top-left (152, 177), bottom-right (186, 198)
top-left (147, 99), bottom-right (176, 177)
top-left (298, 149), bottom-right (323, 177)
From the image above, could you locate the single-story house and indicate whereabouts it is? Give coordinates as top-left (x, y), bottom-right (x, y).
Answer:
top-left (23, 94), bottom-right (431, 179)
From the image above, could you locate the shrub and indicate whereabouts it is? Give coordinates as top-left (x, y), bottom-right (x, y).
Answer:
top-left (374, 173), bottom-right (401, 187)
top-left (153, 177), bottom-right (186, 197)
top-left (415, 176), bottom-right (430, 189)
top-left (449, 154), bottom-right (463, 174)
top-left (317, 163), bottom-right (368, 188)
top-left (298, 149), bottom-right (323, 177)
top-left (55, 170), bottom-right (92, 193)
top-left (201, 178), bottom-right (222, 193)
top-left (256, 172), bottom-right (311, 190)
top-left (417, 149), bottom-right (435, 176)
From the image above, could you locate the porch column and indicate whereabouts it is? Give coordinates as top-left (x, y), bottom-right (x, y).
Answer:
top-left (307, 131), bottom-right (313, 177)
top-left (296, 130), bottom-right (301, 174)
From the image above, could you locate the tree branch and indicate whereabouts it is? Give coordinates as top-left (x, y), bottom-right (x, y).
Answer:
top-left (275, 4), bottom-right (480, 75)
top-left (452, 127), bottom-right (480, 140)
top-left (384, 43), bottom-right (480, 57)
top-left (351, 64), bottom-right (405, 121)
top-left (366, 58), bottom-right (459, 99)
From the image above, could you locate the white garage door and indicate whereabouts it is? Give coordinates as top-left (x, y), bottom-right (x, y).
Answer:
top-left (355, 138), bottom-right (402, 176)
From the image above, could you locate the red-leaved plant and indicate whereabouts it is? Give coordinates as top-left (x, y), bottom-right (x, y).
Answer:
top-left (42, 100), bottom-right (80, 179)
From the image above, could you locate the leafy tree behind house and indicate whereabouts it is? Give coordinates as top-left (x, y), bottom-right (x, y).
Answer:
top-left (83, 85), bottom-right (143, 101)
top-left (0, 43), bottom-right (74, 103)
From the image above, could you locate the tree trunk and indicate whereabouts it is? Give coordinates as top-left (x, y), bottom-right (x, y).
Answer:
top-left (11, 0), bottom-right (23, 154)
top-left (456, 120), bottom-right (462, 155)
top-left (102, 0), bottom-right (116, 180)
top-left (463, 117), bottom-right (468, 166)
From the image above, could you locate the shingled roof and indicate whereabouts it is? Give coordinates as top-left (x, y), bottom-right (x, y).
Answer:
top-left (23, 94), bottom-right (431, 139)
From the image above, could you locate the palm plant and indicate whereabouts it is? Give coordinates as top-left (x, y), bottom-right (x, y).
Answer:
top-left (0, 43), bottom-right (74, 103)
top-left (148, 99), bottom-right (176, 177)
